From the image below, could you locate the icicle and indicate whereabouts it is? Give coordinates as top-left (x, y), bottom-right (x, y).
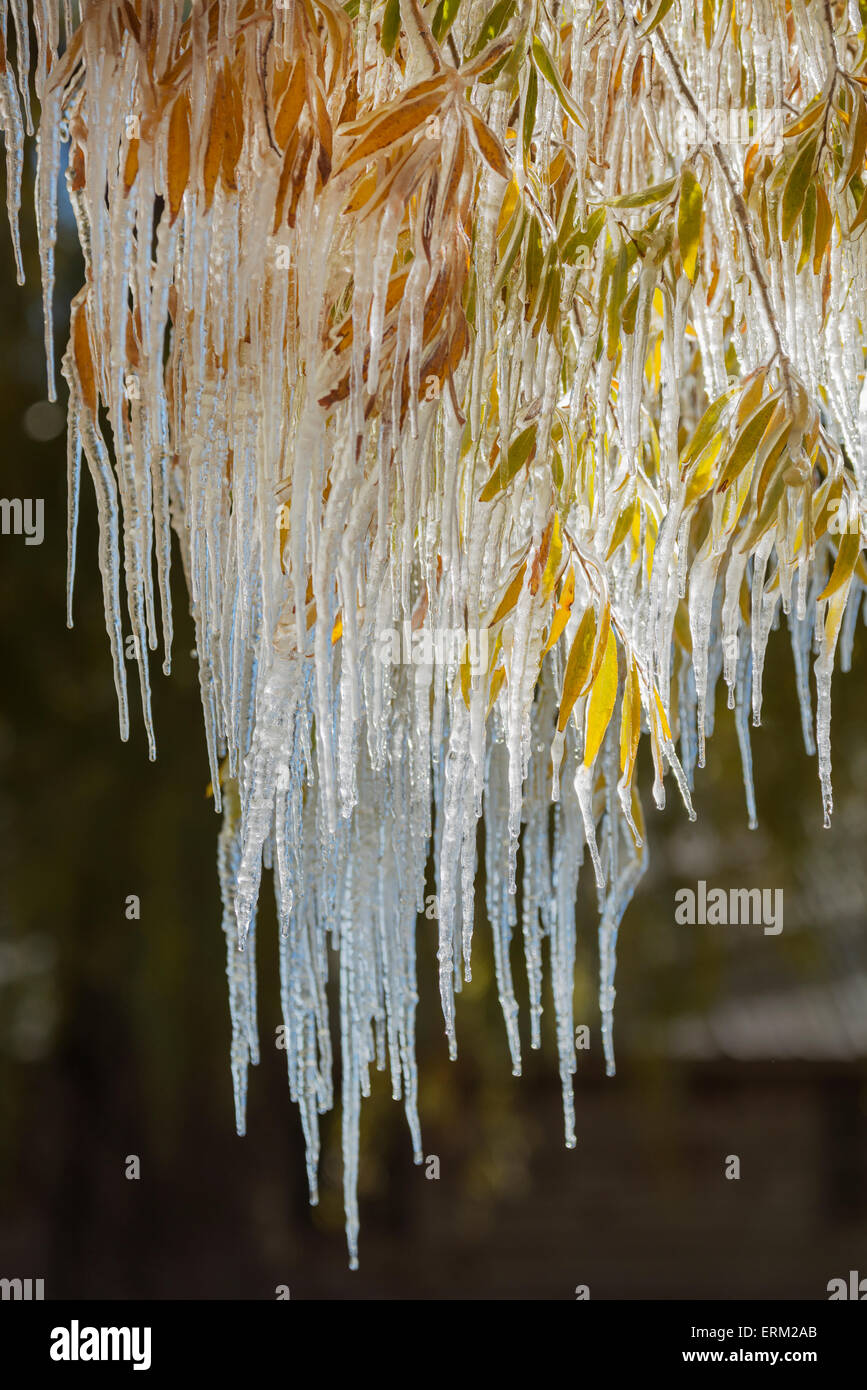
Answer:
top-left (3, 0), bottom-right (865, 1268)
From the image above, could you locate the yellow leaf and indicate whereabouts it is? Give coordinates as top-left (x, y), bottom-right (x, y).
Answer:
top-left (543, 564), bottom-right (575, 655)
top-left (678, 167), bottom-right (703, 283)
top-left (491, 561), bottom-right (527, 624)
top-left (487, 664), bottom-right (506, 715)
top-left (683, 433), bottom-right (724, 507)
top-left (540, 513), bottom-right (564, 594)
top-left (843, 88), bottom-right (867, 191)
top-left (682, 385), bottom-right (738, 466)
top-left (606, 498), bottom-right (637, 558)
top-left (619, 657), bottom-right (640, 775)
top-left (638, 0), bottom-right (676, 39)
top-left (817, 530), bottom-right (861, 602)
top-left (583, 627), bottom-right (618, 766)
top-left (557, 605), bottom-right (595, 732)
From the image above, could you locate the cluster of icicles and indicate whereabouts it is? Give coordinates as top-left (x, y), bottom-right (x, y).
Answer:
top-left (3, 0), bottom-right (867, 1263)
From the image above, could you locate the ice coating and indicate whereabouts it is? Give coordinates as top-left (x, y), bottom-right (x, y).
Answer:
top-left (2, 0), bottom-right (866, 1263)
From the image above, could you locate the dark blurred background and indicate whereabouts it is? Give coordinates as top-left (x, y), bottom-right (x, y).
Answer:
top-left (1, 151), bottom-right (866, 1302)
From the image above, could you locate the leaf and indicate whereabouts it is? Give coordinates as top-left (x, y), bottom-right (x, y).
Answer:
top-left (843, 87), bottom-right (867, 191)
top-left (543, 564), bottom-right (575, 654)
top-left (683, 432), bottom-right (724, 506)
top-left (607, 177), bottom-right (676, 210)
top-left (797, 180), bottom-right (817, 273)
top-left (167, 91), bottom-right (191, 224)
top-left (480, 423), bottom-right (538, 501)
top-left (606, 499), bottom-right (637, 558)
top-left (523, 65), bottom-right (538, 160)
top-left (487, 664), bottom-right (506, 715)
top-left (540, 513), bottom-right (564, 594)
top-left (341, 81), bottom-right (447, 168)
top-left (783, 99), bottom-right (825, 140)
top-left (72, 298), bottom-right (97, 413)
top-left (781, 134), bottom-right (818, 242)
top-left (817, 530), bottom-right (861, 602)
top-left (560, 205), bottom-right (606, 264)
top-left (557, 605), bottom-right (596, 732)
top-left (467, 0), bottom-right (516, 59)
top-left (638, 0), bottom-right (676, 39)
top-left (619, 657), bottom-right (641, 775)
top-left (123, 138), bottom-right (139, 192)
top-left (681, 385), bottom-right (738, 466)
top-left (381, 0), bottom-right (401, 55)
top-left (531, 37), bottom-right (585, 129)
top-left (734, 369), bottom-right (767, 428)
top-left (583, 626), bottom-right (618, 766)
top-left (677, 167), bottom-right (703, 282)
top-left (465, 106), bottom-right (510, 180)
top-left (274, 59), bottom-right (307, 150)
top-left (813, 182), bottom-right (832, 270)
top-left (715, 394), bottom-right (781, 493)
top-left (491, 560), bottom-right (527, 623)
top-left (607, 243), bottom-right (630, 360)
top-left (849, 181), bottom-right (867, 237)
top-left (432, 0), bottom-right (461, 43)
top-left (203, 69), bottom-right (229, 210)
top-left (221, 64), bottom-right (244, 193)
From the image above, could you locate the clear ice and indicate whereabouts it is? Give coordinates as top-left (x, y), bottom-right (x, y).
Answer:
top-left (2, 0), bottom-right (866, 1264)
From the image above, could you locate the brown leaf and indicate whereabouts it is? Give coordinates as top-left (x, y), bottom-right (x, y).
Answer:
top-left (275, 60), bottom-right (307, 151)
top-left (72, 297), bottom-right (97, 414)
top-left (203, 69), bottom-right (229, 211)
top-left (167, 92), bottom-right (191, 224)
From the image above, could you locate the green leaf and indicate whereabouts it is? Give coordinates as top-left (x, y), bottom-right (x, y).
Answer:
top-left (468, 0), bottom-right (516, 58)
top-left (608, 177), bottom-right (677, 210)
top-left (531, 37), bottom-right (585, 129)
top-left (523, 215), bottom-right (544, 318)
top-left (381, 0), bottom-right (401, 55)
top-left (620, 280), bottom-right (640, 335)
top-left (607, 244), bottom-right (630, 360)
top-left (431, 0), bottom-right (461, 43)
top-left (715, 395), bottom-right (781, 493)
top-left (560, 206), bottom-right (606, 264)
top-left (522, 64), bottom-right (537, 161)
top-left (781, 134), bottom-right (818, 241)
top-left (480, 424), bottom-right (538, 502)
